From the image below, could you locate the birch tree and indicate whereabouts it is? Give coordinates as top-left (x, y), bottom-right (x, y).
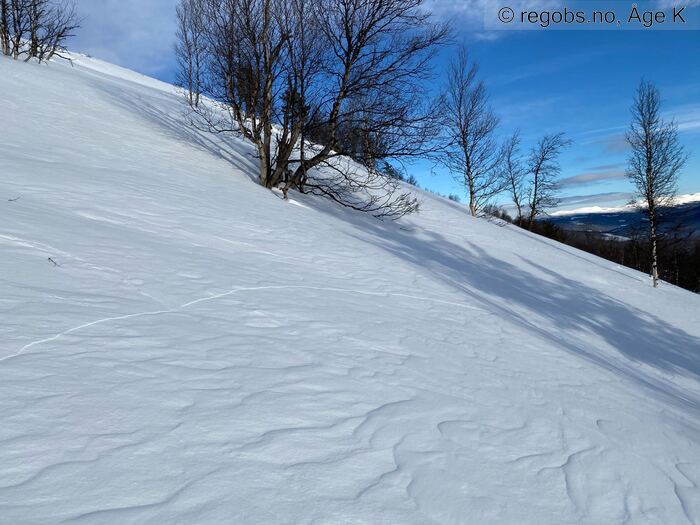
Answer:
top-left (526, 132), bottom-right (571, 229)
top-left (502, 131), bottom-right (526, 225)
top-left (440, 47), bottom-right (505, 216)
top-left (175, 0), bottom-right (206, 107)
top-left (625, 80), bottom-right (688, 287)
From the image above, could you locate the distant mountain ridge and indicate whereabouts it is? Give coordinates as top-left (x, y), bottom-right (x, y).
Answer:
top-left (548, 196), bottom-right (700, 238)
top-left (551, 193), bottom-right (700, 217)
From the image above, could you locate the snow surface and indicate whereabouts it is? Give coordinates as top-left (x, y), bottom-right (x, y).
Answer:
top-left (1, 55), bottom-right (700, 524)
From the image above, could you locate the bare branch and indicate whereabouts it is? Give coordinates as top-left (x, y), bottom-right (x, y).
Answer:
top-left (526, 132), bottom-right (572, 229)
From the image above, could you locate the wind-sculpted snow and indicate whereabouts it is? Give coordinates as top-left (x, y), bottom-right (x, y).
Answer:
top-left (1, 55), bottom-right (700, 524)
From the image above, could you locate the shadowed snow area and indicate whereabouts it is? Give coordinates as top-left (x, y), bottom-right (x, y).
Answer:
top-left (1, 55), bottom-right (700, 524)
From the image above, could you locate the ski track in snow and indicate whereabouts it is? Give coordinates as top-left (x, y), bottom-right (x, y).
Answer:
top-left (2, 284), bottom-right (485, 363)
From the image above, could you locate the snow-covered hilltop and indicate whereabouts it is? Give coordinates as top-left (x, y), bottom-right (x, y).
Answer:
top-left (1, 55), bottom-right (700, 524)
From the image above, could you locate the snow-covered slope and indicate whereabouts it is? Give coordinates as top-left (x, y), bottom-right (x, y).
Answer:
top-left (1, 55), bottom-right (700, 524)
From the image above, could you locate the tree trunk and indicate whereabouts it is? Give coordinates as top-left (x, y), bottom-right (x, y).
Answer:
top-left (650, 212), bottom-right (659, 288)
top-left (299, 131), bottom-right (306, 193)
top-left (511, 181), bottom-right (522, 225)
top-left (528, 210), bottom-right (536, 231)
top-left (466, 171), bottom-right (476, 217)
top-left (528, 175), bottom-right (538, 230)
top-left (0, 0), bottom-right (9, 56)
top-left (259, 150), bottom-right (271, 189)
top-left (30, 0), bottom-right (38, 58)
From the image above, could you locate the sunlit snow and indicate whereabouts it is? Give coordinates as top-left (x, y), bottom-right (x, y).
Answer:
top-left (1, 55), bottom-right (700, 524)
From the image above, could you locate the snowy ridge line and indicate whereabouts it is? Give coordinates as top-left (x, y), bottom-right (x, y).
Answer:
top-left (2, 284), bottom-right (485, 363)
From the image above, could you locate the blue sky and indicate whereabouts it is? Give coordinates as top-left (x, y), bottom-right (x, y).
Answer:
top-left (66, 0), bottom-right (700, 211)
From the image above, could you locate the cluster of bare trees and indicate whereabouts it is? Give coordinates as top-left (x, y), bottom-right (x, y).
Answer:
top-left (499, 132), bottom-right (571, 228)
top-left (175, 0), bottom-right (447, 218)
top-left (501, 79), bottom-right (688, 289)
top-left (0, 0), bottom-right (79, 62)
top-left (497, 78), bottom-right (688, 289)
top-left (439, 48), bottom-right (571, 223)
top-left (175, 1), bottom-right (573, 222)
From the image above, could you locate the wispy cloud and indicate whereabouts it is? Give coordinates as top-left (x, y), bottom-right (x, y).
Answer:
top-left (425, 0), bottom-right (561, 30)
top-left (586, 163), bottom-right (627, 172)
top-left (598, 134), bottom-right (629, 154)
top-left (559, 171), bottom-right (627, 187)
top-left (671, 104), bottom-right (700, 134)
top-left (655, 0), bottom-right (700, 8)
top-left (559, 192), bottom-right (634, 207)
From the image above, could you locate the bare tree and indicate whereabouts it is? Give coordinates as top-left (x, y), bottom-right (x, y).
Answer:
top-left (526, 132), bottom-right (572, 229)
top-left (8, 0), bottom-right (30, 58)
top-left (295, 0), bottom-right (447, 179)
top-left (626, 80), bottom-right (688, 287)
top-left (33, 0), bottom-right (79, 62)
top-left (278, 0), bottom-right (316, 195)
top-left (501, 130), bottom-right (526, 225)
top-left (440, 47), bottom-right (505, 216)
top-left (293, 0), bottom-right (447, 217)
top-left (175, 0), bottom-right (206, 107)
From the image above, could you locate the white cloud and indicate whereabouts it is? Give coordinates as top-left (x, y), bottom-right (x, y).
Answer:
top-left (426, 0), bottom-right (562, 27)
top-left (672, 104), bottom-right (700, 134)
top-left (68, 0), bottom-right (179, 77)
top-left (655, 0), bottom-right (700, 8)
top-left (559, 171), bottom-right (627, 187)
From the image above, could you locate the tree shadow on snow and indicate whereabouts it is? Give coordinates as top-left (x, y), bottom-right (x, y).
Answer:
top-left (322, 205), bottom-right (700, 412)
top-left (83, 76), bottom-right (261, 184)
